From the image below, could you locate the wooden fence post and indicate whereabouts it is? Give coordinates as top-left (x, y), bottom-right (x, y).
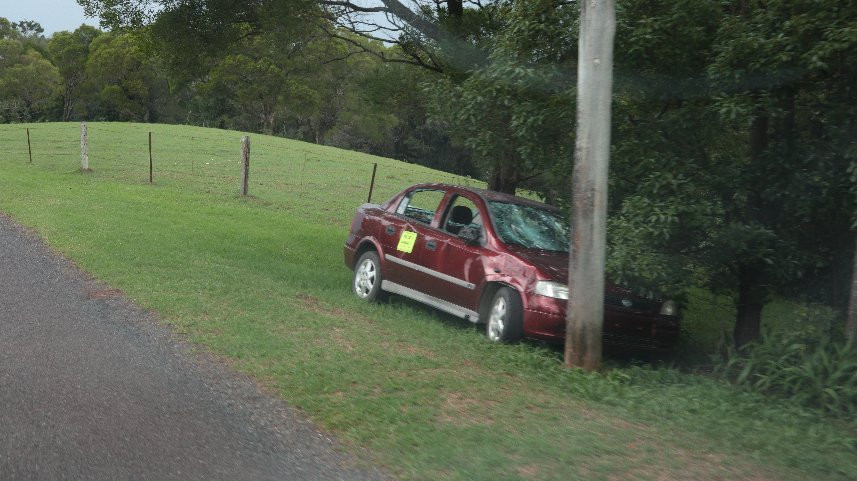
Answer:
top-left (80, 122), bottom-right (89, 171)
top-left (240, 136), bottom-right (250, 196)
top-left (149, 131), bottom-right (153, 183)
top-left (367, 162), bottom-right (378, 203)
top-left (26, 128), bottom-right (32, 163)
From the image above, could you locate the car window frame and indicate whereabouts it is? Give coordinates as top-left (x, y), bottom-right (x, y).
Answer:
top-left (438, 192), bottom-right (487, 246)
top-left (394, 188), bottom-right (448, 227)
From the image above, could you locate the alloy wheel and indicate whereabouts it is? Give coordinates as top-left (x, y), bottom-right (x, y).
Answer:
top-left (487, 295), bottom-right (507, 342)
top-left (354, 258), bottom-right (376, 298)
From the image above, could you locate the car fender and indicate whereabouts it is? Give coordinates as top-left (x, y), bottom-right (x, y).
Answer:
top-left (352, 236), bottom-right (386, 270)
top-left (480, 258), bottom-right (539, 311)
top-left (477, 274), bottom-right (530, 316)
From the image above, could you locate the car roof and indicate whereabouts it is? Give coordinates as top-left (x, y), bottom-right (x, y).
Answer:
top-left (409, 183), bottom-right (560, 211)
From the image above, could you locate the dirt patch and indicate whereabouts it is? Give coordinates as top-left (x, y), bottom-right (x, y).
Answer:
top-left (515, 464), bottom-right (540, 479)
top-left (295, 293), bottom-right (377, 327)
top-left (597, 432), bottom-right (780, 481)
top-left (381, 341), bottom-right (438, 360)
top-left (86, 288), bottom-right (124, 299)
top-left (327, 326), bottom-right (356, 353)
top-left (437, 392), bottom-right (497, 427)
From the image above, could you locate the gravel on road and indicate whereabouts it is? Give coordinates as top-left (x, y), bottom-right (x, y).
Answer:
top-left (0, 214), bottom-right (389, 481)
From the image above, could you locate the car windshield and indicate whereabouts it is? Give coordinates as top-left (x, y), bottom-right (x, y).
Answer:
top-left (487, 201), bottom-right (570, 252)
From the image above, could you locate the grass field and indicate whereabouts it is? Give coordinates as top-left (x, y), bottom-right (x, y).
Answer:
top-left (2, 122), bottom-right (855, 480)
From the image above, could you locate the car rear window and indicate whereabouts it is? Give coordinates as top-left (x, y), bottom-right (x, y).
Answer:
top-left (396, 189), bottom-right (446, 224)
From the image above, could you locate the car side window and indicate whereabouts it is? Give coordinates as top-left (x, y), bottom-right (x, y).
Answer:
top-left (442, 195), bottom-right (482, 236)
top-left (396, 189), bottom-right (446, 225)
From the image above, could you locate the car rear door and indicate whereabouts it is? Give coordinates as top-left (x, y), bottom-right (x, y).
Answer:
top-left (377, 188), bottom-right (447, 291)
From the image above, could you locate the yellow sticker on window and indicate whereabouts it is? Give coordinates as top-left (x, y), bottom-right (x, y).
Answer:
top-left (396, 231), bottom-right (418, 253)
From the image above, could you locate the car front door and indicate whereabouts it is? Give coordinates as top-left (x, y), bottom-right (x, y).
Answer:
top-left (416, 193), bottom-right (488, 316)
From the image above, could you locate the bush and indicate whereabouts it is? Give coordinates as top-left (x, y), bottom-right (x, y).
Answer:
top-left (715, 329), bottom-right (857, 417)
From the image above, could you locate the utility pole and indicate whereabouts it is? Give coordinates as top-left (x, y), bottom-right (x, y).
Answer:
top-left (565, 0), bottom-right (616, 371)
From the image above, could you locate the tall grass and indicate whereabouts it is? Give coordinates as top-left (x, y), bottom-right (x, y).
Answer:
top-left (716, 329), bottom-right (857, 417)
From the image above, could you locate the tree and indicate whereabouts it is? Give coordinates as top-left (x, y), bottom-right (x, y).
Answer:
top-left (701, 0), bottom-right (854, 347)
top-left (0, 18), bottom-right (17, 39)
top-left (82, 32), bottom-right (169, 121)
top-left (357, 58), bottom-right (473, 173)
top-left (80, 0), bottom-right (319, 83)
top-left (607, 0), bottom-right (857, 348)
top-left (423, 0), bottom-right (578, 194)
top-left (48, 25), bottom-right (101, 120)
top-left (0, 34), bottom-right (62, 122)
top-left (198, 49), bottom-right (292, 134)
top-left (13, 20), bottom-right (45, 38)
top-left (80, 0), bottom-right (492, 73)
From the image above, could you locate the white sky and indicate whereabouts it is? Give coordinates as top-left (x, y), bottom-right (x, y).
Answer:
top-left (1, 0), bottom-right (101, 36)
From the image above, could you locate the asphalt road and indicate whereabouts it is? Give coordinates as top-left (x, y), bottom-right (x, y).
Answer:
top-left (0, 214), bottom-right (388, 481)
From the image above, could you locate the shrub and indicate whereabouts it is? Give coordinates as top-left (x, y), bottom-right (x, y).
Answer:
top-left (715, 329), bottom-right (857, 417)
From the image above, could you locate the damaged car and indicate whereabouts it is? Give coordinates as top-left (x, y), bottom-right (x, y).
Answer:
top-left (344, 183), bottom-right (679, 350)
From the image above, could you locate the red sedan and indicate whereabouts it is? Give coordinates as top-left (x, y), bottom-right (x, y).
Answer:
top-left (344, 183), bottom-right (680, 350)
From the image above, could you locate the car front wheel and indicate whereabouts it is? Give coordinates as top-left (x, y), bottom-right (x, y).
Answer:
top-left (353, 251), bottom-right (386, 302)
top-left (486, 287), bottom-right (523, 343)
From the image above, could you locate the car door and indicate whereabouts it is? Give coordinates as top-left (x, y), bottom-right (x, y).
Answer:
top-left (417, 193), bottom-right (488, 315)
top-left (377, 187), bottom-right (447, 291)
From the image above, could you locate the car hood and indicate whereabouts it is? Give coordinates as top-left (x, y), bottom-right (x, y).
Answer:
top-left (511, 248), bottom-right (569, 282)
top-left (510, 247), bottom-right (644, 298)
top-left (511, 248), bottom-right (667, 314)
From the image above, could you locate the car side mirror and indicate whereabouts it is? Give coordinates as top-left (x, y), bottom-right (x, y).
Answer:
top-left (458, 225), bottom-right (482, 245)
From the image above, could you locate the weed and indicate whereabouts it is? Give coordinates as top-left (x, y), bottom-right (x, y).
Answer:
top-left (716, 329), bottom-right (857, 417)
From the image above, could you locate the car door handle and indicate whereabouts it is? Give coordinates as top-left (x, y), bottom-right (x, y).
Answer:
top-left (386, 225), bottom-right (395, 235)
top-left (426, 240), bottom-right (436, 251)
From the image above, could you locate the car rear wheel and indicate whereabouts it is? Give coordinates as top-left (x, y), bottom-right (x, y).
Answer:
top-left (486, 287), bottom-right (523, 343)
top-left (353, 251), bottom-right (386, 302)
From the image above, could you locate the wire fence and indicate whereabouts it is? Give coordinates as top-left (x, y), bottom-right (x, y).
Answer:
top-left (0, 122), bottom-right (487, 227)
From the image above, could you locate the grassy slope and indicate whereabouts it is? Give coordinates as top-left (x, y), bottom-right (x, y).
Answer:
top-left (1, 122), bottom-right (855, 481)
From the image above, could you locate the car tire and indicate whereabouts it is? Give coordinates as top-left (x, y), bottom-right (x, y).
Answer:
top-left (485, 287), bottom-right (523, 343)
top-left (353, 251), bottom-right (387, 302)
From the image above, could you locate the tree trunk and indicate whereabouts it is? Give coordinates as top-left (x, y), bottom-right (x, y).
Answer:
top-left (447, 0), bottom-right (463, 17)
top-left (487, 164), bottom-right (518, 194)
top-left (62, 84), bottom-right (73, 121)
top-left (847, 232), bottom-right (857, 341)
top-left (565, 0), bottom-right (615, 371)
top-left (749, 107), bottom-right (768, 161)
top-left (734, 266), bottom-right (766, 349)
top-left (731, 96), bottom-right (770, 350)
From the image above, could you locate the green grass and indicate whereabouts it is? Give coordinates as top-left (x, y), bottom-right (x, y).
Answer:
top-left (2, 122), bottom-right (856, 481)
